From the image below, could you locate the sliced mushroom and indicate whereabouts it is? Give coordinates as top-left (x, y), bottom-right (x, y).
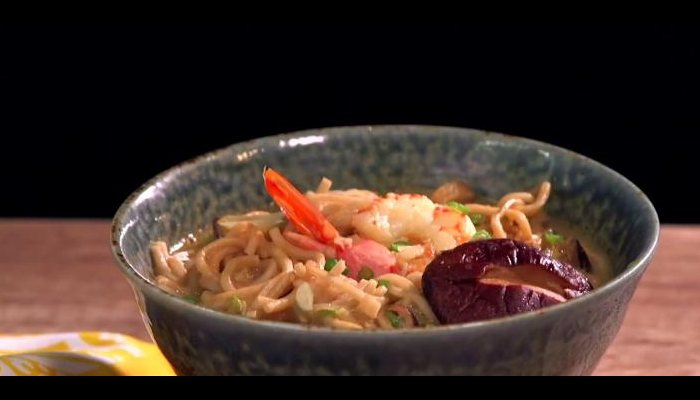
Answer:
top-left (450, 279), bottom-right (566, 322)
top-left (213, 211), bottom-right (285, 238)
top-left (543, 237), bottom-right (593, 273)
top-left (430, 180), bottom-right (476, 204)
top-left (422, 239), bottom-right (593, 324)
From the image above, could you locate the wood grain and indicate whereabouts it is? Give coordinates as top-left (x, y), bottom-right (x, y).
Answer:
top-left (0, 220), bottom-right (148, 340)
top-left (593, 225), bottom-right (700, 375)
top-left (1, 220), bottom-right (698, 375)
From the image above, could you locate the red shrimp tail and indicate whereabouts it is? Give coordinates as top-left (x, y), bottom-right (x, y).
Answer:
top-left (263, 167), bottom-right (339, 243)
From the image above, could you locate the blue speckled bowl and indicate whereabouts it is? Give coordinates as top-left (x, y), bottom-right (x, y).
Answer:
top-left (111, 125), bottom-right (659, 375)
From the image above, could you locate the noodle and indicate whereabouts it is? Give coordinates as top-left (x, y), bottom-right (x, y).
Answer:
top-left (316, 177), bottom-right (333, 193)
top-left (150, 242), bottom-right (176, 280)
top-left (219, 254), bottom-right (260, 291)
top-left (491, 198), bottom-right (525, 239)
top-left (166, 256), bottom-right (188, 279)
top-left (270, 247), bottom-right (294, 273)
top-left (517, 181), bottom-right (551, 216)
top-left (151, 177), bottom-right (557, 330)
top-left (269, 227), bottom-right (321, 260)
top-left (243, 230), bottom-right (263, 255)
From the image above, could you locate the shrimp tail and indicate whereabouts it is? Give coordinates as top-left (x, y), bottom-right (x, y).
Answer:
top-left (263, 167), bottom-right (339, 244)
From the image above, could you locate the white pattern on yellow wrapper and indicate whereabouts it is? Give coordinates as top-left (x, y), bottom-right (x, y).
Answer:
top-left (0, 332), bottom-right (175, 376)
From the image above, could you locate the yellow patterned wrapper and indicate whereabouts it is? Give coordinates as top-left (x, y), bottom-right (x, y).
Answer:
top-left (0, 332), bottom-right (176, 376)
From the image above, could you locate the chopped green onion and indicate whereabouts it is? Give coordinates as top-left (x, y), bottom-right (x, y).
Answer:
top-left (325, 258), bottom-right (350, 276)
top-left (228, 295), bottom-right (246, 315)
top-left (389, 240), bottom-right (411, 252)
top-left (182, 294), bottom-right (199, 304)
top-left (471, 230), bottom-right (492, 241)
top-left (386, 310), bottom-right (404, 328)
top-left (358, 266), bottom-right (374, 280)
top-left (324, 258), bottom-right (339, 272)
top-left (446, 201), bottom-right (470, 215)
top-left (469, 213), bottom-right (485, 225)
top-left (315, 309), bottom-right (338, 319)
top-left (377, 279), bottom-right (391, 289)
top-left (544, 230), bottom-right (565, 245)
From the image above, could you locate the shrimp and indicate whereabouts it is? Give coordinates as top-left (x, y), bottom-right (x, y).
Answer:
top-left (263, 167), bottom-right (396, 279)
top-left (352, 193), bottom-right (476, 252)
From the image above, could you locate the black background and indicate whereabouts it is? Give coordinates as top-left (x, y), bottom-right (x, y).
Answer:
top-left (1, 23), bottom-right (697, 222)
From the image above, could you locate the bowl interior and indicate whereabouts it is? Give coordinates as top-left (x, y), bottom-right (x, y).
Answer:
top-left (114, 125), bottom-right (658, 293)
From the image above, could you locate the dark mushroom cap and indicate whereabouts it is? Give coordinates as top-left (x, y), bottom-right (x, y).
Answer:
top-left (423, 239), bottom-right (593, 324)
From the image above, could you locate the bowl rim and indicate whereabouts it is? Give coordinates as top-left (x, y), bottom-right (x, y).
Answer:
top-left (111, 124), bottom-right (660, 338)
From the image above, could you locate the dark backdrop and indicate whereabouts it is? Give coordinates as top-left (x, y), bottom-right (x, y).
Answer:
top-left (1, 23), bottom-right (697, 222)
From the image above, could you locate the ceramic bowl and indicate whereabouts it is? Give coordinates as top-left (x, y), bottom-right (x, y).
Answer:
top-left (111, 125), bottom-right (659, 375)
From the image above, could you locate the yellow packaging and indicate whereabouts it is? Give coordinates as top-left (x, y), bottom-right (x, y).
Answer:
top-left (0, 332), bottom-right (175, 376)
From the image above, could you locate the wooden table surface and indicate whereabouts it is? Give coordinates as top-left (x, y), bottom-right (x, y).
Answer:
top-left (1, 220), bottom-right (698, 375)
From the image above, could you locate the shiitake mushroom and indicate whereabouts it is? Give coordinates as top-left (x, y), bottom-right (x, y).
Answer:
top-left (422, 239), bottom-right (593, 324)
